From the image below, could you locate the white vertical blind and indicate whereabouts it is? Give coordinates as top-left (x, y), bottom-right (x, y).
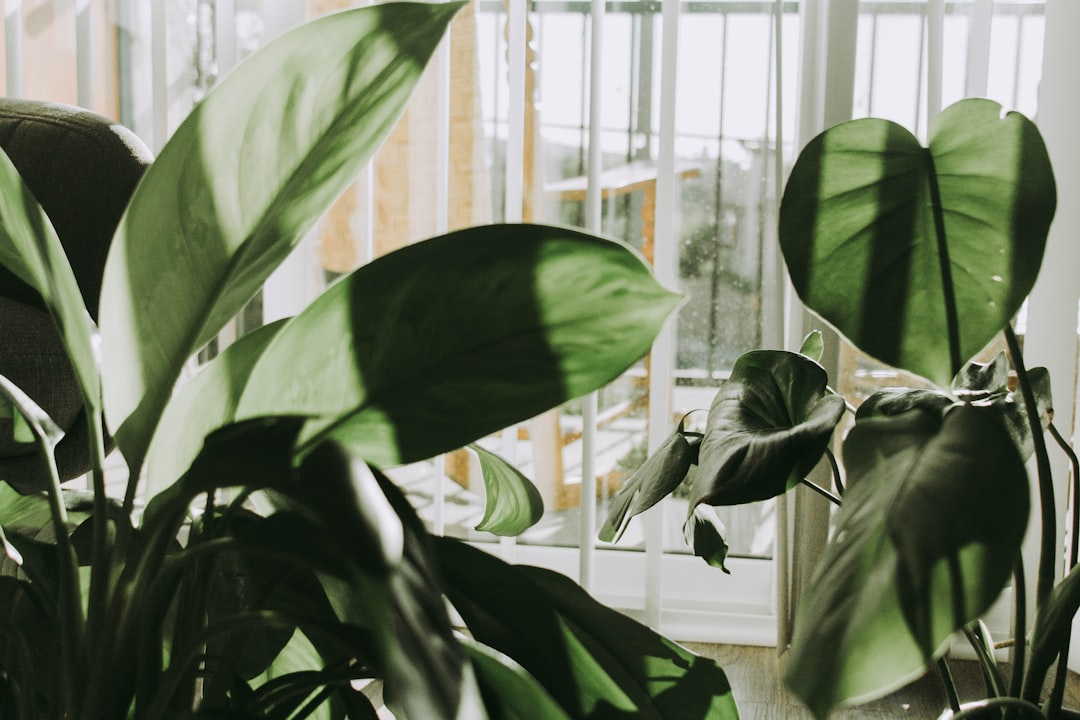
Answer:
top-left (433, 33), bottom-right (452, 537)
top-left (926, 0), bottom-right (945, 128)
top-left (4, 0), bottom-right (21, 98)
top-left (644, 0), bottom-right (682, 630)
top-left (578, 0), bottom-right (605, 593)
top-left (150, 0), bottom-right (168, 151)
top-left (76, 0), bottom-right (94, 109)
top-left (965, 0), bottom-right (994, 97)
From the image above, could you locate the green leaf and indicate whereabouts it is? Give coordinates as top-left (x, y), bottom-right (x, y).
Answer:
top-left (692, 350), bottom-right (845, 506)
top-left (799, 330), bottom-right (824, 362)
top-left (0, 149), bottom-right (98, 411)
top-left (780, 99), bottom-right (1055, 387)
top-left (1030, 563), bottom-right (1080, 697)
top-left (100, 1), bottom-right (463, 473)
top-left (682, 505), bottom-right (730, 574)
top-left (462, 637), bottom-right (572, 720)
top-left (786, 406), bottom-right (1028, 718)
top-left (0, 374), bottom-right (64, 453)
top-left (469, 444), bottom-right (544, 537)
top-left (951, 351), bottom-right (1009, 400)
top-left (599, 417), bottom-right (700, 543)
top-left (437, 538), bottom-right (740, 720)
top-left (234, 224), bottom-right (680, 467)
top-left (145, 319), bottom-right (288, 502)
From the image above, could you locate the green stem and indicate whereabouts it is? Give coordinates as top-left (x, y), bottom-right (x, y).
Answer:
top-left (825, 447), bottom-right (844, 497)
top-left (962, 622), bottom-right (1006, 698)
top-left (800, 478), bottom-right (841, 506)
top-left (1004, 324), bottom-right (1056, 614)
top-left (1045, 422), bottom-right (1079, 719)
top-left (1010, 557), bottom-right (1028, 718)
top-left (86, 409), bottom-right (111, 660)
top-left (924, 148), bottom-right (963, 375)
top-left (938, 656), bottom-right (962, 713)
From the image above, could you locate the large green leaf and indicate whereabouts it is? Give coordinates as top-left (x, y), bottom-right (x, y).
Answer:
top-left (100, 1), bottom-right (463, 473)
top-left (780, 99), bottom-right (1055, 387)
top-left (462, 638), bottom-right (572, 720)
top-left (437, 538), bottom-right (740, 720)
top-left (234, 224), bottom-right (680, 467)
top-left (145, 319), bottom-right (288, 502)
top-left (691, 350), bottom-right (845, 506)
top-left (785, 406), bottom-right (1028, 718)
top-left (0, 150), bottom-right (98, 411)
top-left (599, 416), bottom-right (700, 543)
top-left (470, 444), bottom-right (544, 537)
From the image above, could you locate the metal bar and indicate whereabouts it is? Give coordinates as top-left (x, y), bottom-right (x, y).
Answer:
top-left (506, 2), bottom-right (527, 223)
top-left (216, 0), bottom-right (237, 77)
top-left (5, 0), bottom-right (22, 98)
top-left (433, 33), bottom-right (452, 537)
top-left (914, 6), bottom-right (926, 136)
top-left (867, 14), bottom-right (878, 116)
top-left (1012, 14), bottom-right (1024, 109)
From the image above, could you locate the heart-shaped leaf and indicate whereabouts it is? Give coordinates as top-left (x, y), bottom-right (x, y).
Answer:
top-left (470, 444), bottom-right (544, 537)
top-left (101, 1), bottom-right (463, 474)
top-left (780, 99), bottom-right (1055, 387)
top-left (785, 406), bottom-right (1028, 718)
top-left (436, 538), bottom-right (740, 720)
top-left (599, 416), bottom-right (700, 543)
top-left (692, 350), bottom-right (845, 506)
top-left (234, 225), bottom-right (680, 467)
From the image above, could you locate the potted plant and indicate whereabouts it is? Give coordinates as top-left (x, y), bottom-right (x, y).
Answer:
top-left (0, 2), bottom-right (746, 718)
top-left (602, 97), bottom-right (1077, 719)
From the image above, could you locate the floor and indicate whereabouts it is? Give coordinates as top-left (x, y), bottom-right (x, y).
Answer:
top-left (683, 643), bottom-right (1080, 719)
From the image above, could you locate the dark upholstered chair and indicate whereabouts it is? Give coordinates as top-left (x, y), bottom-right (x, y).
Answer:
top-left (0, 99), bottom-right (152, 493)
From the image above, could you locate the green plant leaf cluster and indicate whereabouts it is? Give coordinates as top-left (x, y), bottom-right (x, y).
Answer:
top-left (0, 2), bottom-right (711, 718)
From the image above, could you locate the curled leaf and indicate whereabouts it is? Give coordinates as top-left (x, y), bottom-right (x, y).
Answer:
top-left (599, 415), bottom-right (700, 543)
top-left (692, 350), bottom-right (845, 506)
top-left (470, 443), bottom-right (544, 537)
top-left (799, 330), bottom-right (825, 362)
top-left (683, 504), bottom-right (730, 574)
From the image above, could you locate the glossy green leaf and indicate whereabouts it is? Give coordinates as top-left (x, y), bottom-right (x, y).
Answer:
top-left (683, 505), bottom-right (730, 574)
top-left (235, 224), bottom-right (680, 467)
top-left (462, 638), bottom-right (573, 720)
top-left (437, 538), bottom-right (740, 720)
top-left (101, 1), bottom-right (463, 473)
top-left (145, 319), bottom-right (288, 502)
top-left (599, 416), bottom-right (700, 543)
top-left (0, 149), bottom-right (98, 410)
top-left (780, 99), bottom-right (1055, 387)
top-left (1030, 562), bottom-right (1080, 700)
top-left (799, 330), bottom-right (824, 362)
top-left (786, 406), bottom-right (1028, 718)
top-left (692, 350), bottom-right (845, 506)
top-left (470, 443), bottom-right (544, 537)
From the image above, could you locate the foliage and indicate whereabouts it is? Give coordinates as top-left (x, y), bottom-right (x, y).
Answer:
top-left (0, 3), bottom-right (744, 719)
top-left (603, 98), bottom-right (1076, 719)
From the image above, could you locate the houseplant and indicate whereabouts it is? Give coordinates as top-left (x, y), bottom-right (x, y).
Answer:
top-left (602, 97), bottom-right (1077, 719)
top-left (0, 2), bottom-right (745, 718)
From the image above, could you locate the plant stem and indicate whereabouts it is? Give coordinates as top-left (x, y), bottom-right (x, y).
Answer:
top-left (1004, 324), bottom-right (1056, 613)
top-left (1045, 422), bottom-right (1079, 719)
top-left (825, 447), bottom-right (844, 497)
top-left (938, 656), bottom-right (962, 713)
top-left (924, 149), bottom-right (962, 375)
top-left (962, 623), bottom-right (1005, 698)
top-left (86, 408), bottom-right (111, 655)
top-left (1009, 557), bottom-right (1027, 720)
top-left (800, 478), bottom-right (841, 506)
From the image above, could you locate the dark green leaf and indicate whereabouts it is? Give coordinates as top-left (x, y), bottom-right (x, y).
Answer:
top-left (599, 417), bottom-right (700, 543)
top-left (145, 319), bottom-right (288, 502)
top-left (1030, 562), bottom-right (1080, 698)
top-left (437, 538), bottom-right (740, 720)
top-left (0, 149), bottom-right (98, 410)
top-left (786, 406), bottom-right (1028, 718)
top-left (692, 350), bottom-right (845, 506)
top-left (463, 637), bottom-right (572, 720)
top-left (470, 443), bottom-right (544, 537)
top-left (101, 1), bottom-right (463, 473)
top-left (682, 505), bottom-right (730, 574)
top-left (857, 388), bottom-right (954, 421)
top-left (780, 99), bottom-right (1055, 386)
top-left (799, 330), bottom-right (824, 362)
top-left (234, 225), bottom-right (680, 467)
top-left (951, 352), bottom-right (1009, 400)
